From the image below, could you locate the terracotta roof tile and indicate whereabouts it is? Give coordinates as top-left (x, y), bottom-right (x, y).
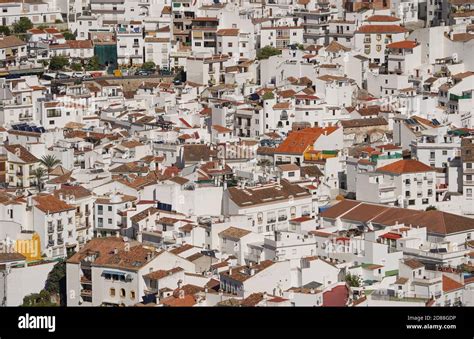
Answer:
top-left (376, 159), bottom-right (433, 174)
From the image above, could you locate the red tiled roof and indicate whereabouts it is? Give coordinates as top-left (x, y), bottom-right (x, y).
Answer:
top-left (356, 25), bottom-right (408, 34)
top-left (275, 127), bottom-right (338, 155)
top-left (212, 125), bottom-right (232, 133)
top-left (217, 28), bottom-right (239, 36)
top-left (387, 40), bottom-right (418, 49)
top-left (442, 275), bottom-right (463, 292)
top-left (322, 285), bottom-right (349, 306)
top-left (366, 15), bottom-right (401, 22)
top-left (380, 232), bottom-right (402, 240)
top-left (33, 194), bottom-right (75, 214)
top-left (376, 159), bottom-right (433, 174)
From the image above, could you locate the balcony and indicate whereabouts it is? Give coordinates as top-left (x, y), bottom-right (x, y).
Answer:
top-left (48, 227), bottom-right (54, 234)
top-left (57, 226), bottom-right (64, 232)
top-left (80, 289), bottom-right (92, 297)
top-left (80, 276), bottom-right (92, 284)
top-left (48, 240), bottom-right (54, 247)
top-left (278, 215), bottom-right (288, 222)
top-left (57, 238), bottom-right (64, 245)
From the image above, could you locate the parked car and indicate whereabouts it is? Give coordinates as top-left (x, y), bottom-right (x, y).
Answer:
top-left (82, 74), bottom-right (93, 81)
top-left (72, 72), bottom-right (86, 78)
top-left (135, 69), bottom-right (153, 76)
top-left (55, 73), bottom-right (70, 80)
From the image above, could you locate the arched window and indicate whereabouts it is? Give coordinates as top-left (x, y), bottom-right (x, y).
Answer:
top-left (120, 288), bottom-right (126, 298)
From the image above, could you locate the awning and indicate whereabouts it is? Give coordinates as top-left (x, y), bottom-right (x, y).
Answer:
top-left (102, 270), bottom-right (126, 276)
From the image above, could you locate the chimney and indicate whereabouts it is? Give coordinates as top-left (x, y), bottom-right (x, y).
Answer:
top-left (228, 268), bottom-right (232, 275)
top-left (113, 247), bottom-right (119, 254)
top-left (177, 279), bottom-right (182, 289)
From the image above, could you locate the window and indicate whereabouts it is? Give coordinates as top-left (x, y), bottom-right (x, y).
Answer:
top-left (130, 291), bottom-right (136, 300)
top-left (228, 42), bottom-right (233, 47)
top-left (108, 206), bottom-right (112, 212)
top-left (430, 151), bottom-right (435, 159)
top-left (98, 205), bottom-right (103, 215)
top-left (442, 150), bottom-right (448, 156)
top-left (110, 288), bottom-right (115, 297)
top-left (467, 188), bottom-right (473, 198)
top-left (288, 171), bottom-right (295, 177)
top-left (120, 289), bottom-right (126, 298)
top-left (376, 45), bottom-right (381, 52)
top-left (108, 218), bottom-right (112, 224)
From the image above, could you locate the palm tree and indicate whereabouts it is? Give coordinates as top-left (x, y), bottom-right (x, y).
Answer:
top-left (32, 167), bottom-right (46, 191)
top-left (40, 155), bottom-right (61, 178)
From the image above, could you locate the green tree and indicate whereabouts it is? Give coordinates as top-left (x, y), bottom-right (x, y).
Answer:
top-left (62, 31), bottom-right (76, 40)
top-left (13, 17), bottom-right (33, 34)
top-left (45, 260), bottom-right (67, 305)
top-left (425, 205), bottom-right (437, 211)
top-left (49, 56), bottom-right (69, 71)
top-left (0, 26), bottom-right (10, 36)
top-left (70, 63), bottom-right (83, 71)
top-left (40, 155), bottom-right (61, 177)
top-left (257, 45), bottom-right (281, 60)
top-left (345, 273), bottom-right (362, 287)
top-left (262, 91), bottom-right (274, 100)
top-left (84, 56), bottom-right (101, 71)
top-left (141, 61), bottom-right (156, 71)
top-left (32, 167), bottom-right (46, 191)
top-left (22, 290), bottom-right (57, 307)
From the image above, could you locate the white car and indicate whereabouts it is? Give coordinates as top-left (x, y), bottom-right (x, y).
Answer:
top-left (72, 72), bottom-right (85, 78)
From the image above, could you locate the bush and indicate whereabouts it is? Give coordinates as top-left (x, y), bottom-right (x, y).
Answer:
top-left (62, 31), bottom-right (76, 40)
top-left (345, 273), bottom-right (362, 287)
top-left (49, 56), bottom-right (69, 71)
top-left (13, 17), bottom-right (33, 34)
top-left (0, 26), bottom-right (10, 36)
top-left (70, 63), bottom-right (83, 71)
top-left (84, 56), bottom-right (101, 71)
top-left (257, 45), bottom-right (281, 60)
top-left (141, 61), bottom-right (156, 71)
top-left (262, 91), bottom-right (274, 100)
